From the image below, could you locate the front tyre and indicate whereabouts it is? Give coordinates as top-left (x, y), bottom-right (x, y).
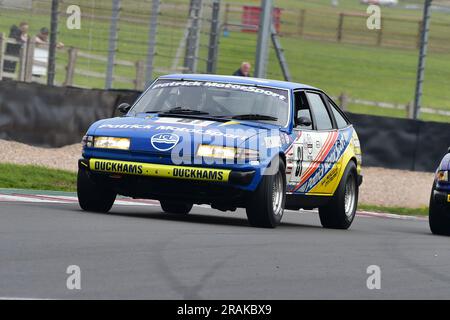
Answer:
top-left (319, 161), bottom-right (358, 230)
top-left (160, 200), bottom-right (193, 215)
top-left (429, 184), bottom-right (450, 236)
top-left (246, 159), bottom-right (286, 228)
top-left (77, 166), bottom-right (116, 213)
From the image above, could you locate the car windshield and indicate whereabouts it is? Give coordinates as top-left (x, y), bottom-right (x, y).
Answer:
top-left (130, 79), bottom-right (290, 126)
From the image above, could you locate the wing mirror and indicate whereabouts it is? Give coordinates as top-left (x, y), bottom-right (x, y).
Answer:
top-left (297, 116), bottom-right (312, 127)
top-left (448, 146), bottom-right (450, 153)
top-left (117, 103), bottom-right (131, 115)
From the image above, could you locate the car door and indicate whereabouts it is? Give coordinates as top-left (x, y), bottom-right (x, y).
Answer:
top-left (287, 90), bottom-right (339, 195)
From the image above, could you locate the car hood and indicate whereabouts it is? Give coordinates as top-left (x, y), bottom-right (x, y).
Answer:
top-left (87, 114), bottom-right (285, 156)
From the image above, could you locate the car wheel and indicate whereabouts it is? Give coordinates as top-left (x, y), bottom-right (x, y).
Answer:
top-left (246, 158), bottom-right (286, 228)
top-left (77, 166), bottom-right (116, 213)
top-left (429, 184), bottom-right (450, 236)
top-left (160, 200), bottom-right (193, 215)
top-left (319, 161), bottom-right (358, 230)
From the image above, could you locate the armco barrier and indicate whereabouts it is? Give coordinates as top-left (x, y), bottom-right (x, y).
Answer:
top-left (0, 81), bottom-right (448, 171)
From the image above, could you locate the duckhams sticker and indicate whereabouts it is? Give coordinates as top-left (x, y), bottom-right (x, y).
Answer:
top-left (89, 158), bottom-right (230, 182)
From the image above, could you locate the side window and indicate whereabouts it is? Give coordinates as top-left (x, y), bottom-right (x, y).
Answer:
top-left (306, 92), bottom-right (333, 130)
top-left (294, 91), bottom-right (312, 130)
top-left (329, 99), bottom-right (349, 129)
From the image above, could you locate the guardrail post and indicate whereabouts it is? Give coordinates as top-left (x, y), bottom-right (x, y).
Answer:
top-left (224, 3), bottom-right (230, 30)
top-left (376, 17), bottom-right (383, 46)
top-left (338, 92), bottom-right (348, 111)
top-left (105, 0), bottom-right (121, 89)
top-left (337, 13), bottom-right (344, 42)
top-left (47, 0), bottom-right (60, 86)
top-left (184, 0), bottom-right (203, 73)
top-left (413, 0), bottom-right (432, 120)
top-left (297, 9), bottom-right (305, 37)
top-left (206, 0), bottom-right (220, 74)
top-left (254, 0), bottom-right (272, 78)
top-left (135, 60), bottom-right (145, 91)
top-left (18, 41), bottom-right (28, 81)
top-left (416, 20), bottom-right (422, 49)
top-left (24, 37), bottom-right (35, 82)
top-left (64, 47), bottom-right (78, 86)
top-left (271, 24), bottom-right (291, 81)
top-left (145, 0), bottom-right (160, 86)
top-left (0, 33), bottom-right (5, 80)
top-left (406, 102), bottom-right (414, 119)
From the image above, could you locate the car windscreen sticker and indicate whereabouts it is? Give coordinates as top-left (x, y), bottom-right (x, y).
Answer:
top-left (151, 80), bottom-right (288, 102)
top-left (98, 124), bottom-right (153, 130)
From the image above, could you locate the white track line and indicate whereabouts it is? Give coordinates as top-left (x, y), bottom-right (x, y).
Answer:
top-left (0, 194), bottom-right (66, 203)
top-left (0, 193), bottom-right (157, 206)
top-left (0, 297), bottom-right (55, 300)
top-left (357, 210), bottom-right (427, 221)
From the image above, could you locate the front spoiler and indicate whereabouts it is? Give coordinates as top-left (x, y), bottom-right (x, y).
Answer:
top-left (79, 158), bottom-right (255, 186)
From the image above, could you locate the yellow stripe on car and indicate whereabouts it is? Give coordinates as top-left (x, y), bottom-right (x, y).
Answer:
top-left (89, 158), bottom-right (230, 182)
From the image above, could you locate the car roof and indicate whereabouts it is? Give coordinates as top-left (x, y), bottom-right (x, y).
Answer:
top-left (158, 74), bottom-right (320, 91)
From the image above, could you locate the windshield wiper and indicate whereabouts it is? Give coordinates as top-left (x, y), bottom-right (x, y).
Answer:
top-left (230, 114), bottom-right (278, 121)
top-left (161, 107), bottom-right (209, 115)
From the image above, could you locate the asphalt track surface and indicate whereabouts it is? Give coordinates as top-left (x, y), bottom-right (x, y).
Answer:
top-left (0, 195), bottom-right (449, 300)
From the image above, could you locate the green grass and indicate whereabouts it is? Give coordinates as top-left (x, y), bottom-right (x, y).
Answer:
top-left (1, 0), bottom-right (450, 122)
top-left (0, 163), bottom-right (76, 192)
top-left (359, 204), bottom-right (428, 216)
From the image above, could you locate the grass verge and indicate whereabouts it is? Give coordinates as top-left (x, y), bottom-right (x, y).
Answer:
top-left (359, 204), bottom-right (428, 216)
top-left (0, 163), bottom-right (77, 192)
top-left (0, 163), bottom-right (429, 216)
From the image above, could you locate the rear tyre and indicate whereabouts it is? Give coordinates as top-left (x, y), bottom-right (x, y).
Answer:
top-left (77, 166), bottom-right (116, 213)
top-left (160, 200), bottom-right (193, 215)
top-left (429, 184), bottom-right (450, 236)
top-left (246, 159), bottom-right (286, 228)
top-left (319, 161), bottom-right (358, 230)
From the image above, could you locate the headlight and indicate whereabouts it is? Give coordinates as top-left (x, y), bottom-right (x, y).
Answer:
top-left (93, 136), bottom-right (130, 150)
top-left (81, 135), bottom-right (93, 148)
top-left (196, 144), bottom-right (258, 161)
top-left (197, 144), bottom-right (236, 159)
top-left (437, 170), bottom-right (449, 182)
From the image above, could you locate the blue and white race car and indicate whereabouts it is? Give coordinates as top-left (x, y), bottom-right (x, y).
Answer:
top-left (78, 74), bottom-right (362, 228)
top-left (429, 148), bottom-right (450, 235)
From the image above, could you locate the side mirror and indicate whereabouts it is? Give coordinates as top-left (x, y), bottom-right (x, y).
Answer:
top-left (448, 146), bottom-right (450, 153)
top-left (117, 103), bottom-right (131, 115)
top-left (296, 116), bottom-right (312, 127)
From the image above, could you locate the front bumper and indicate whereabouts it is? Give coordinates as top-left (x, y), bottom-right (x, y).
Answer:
top-left (79, 158), bottom-right (255, 186)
